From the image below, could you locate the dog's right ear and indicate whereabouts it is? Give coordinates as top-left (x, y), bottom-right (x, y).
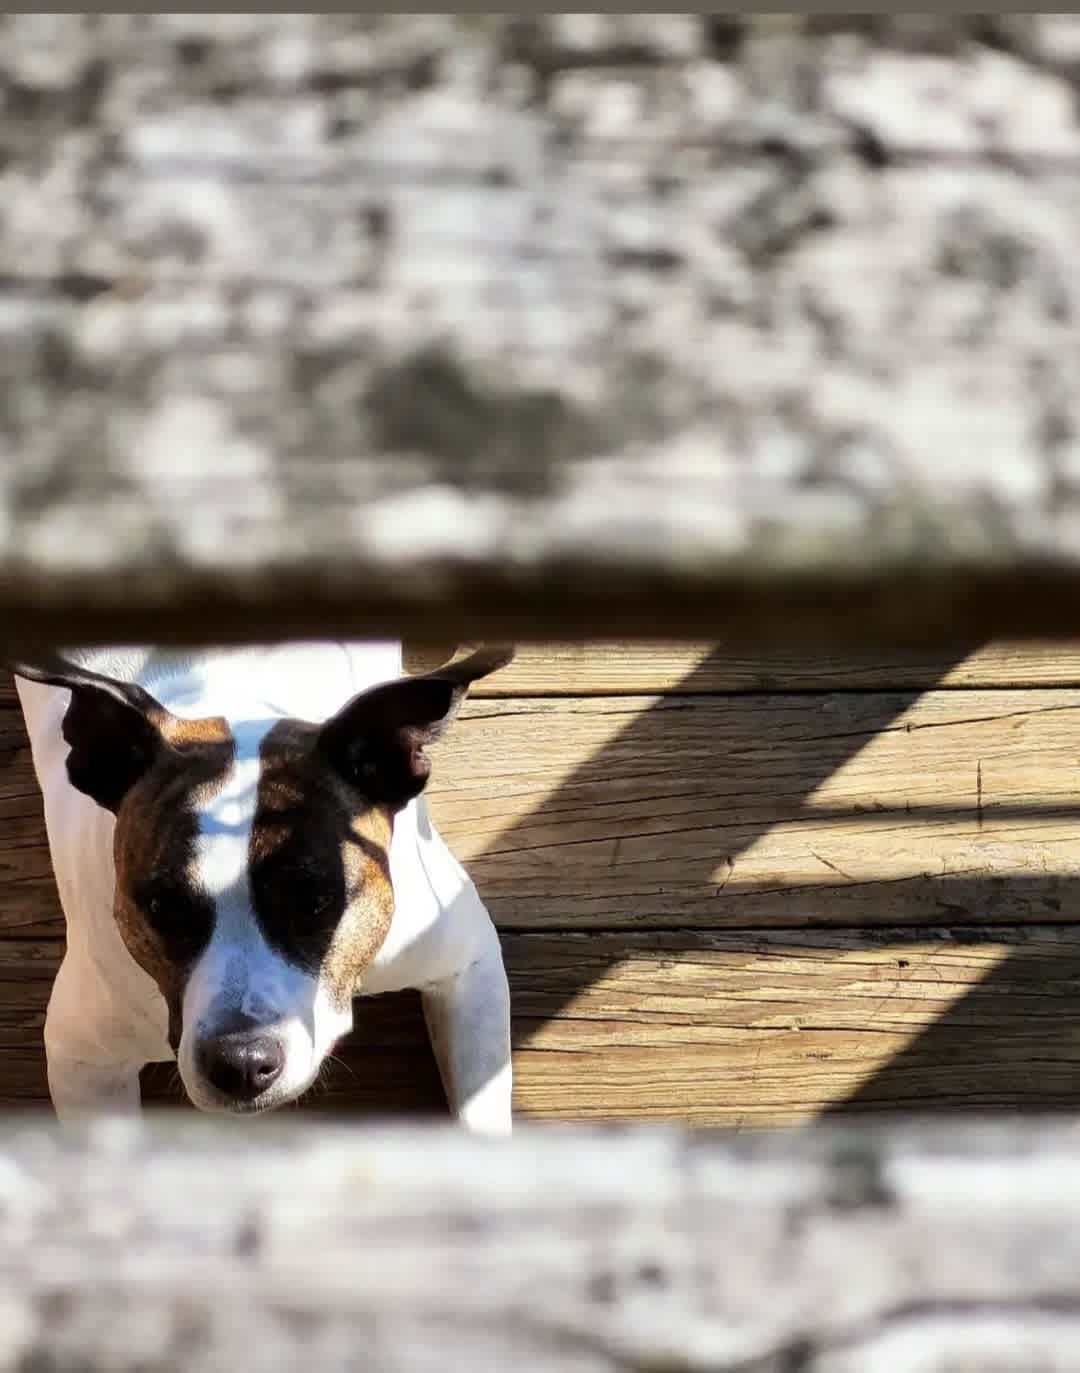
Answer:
top-left (318, 644), bottom-right (514, 810)
top-left (8, 656), bottom-right (175, 813)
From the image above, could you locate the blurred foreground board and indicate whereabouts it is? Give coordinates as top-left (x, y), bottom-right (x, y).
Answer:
top-left (4, 1115), bottom-right (1080, 1371)
top-left (6, 15), bottom-right (1080, 646)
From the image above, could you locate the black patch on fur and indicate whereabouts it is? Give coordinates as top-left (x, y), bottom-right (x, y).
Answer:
top-left (318, 676), bottom-right (457, 808)
top-left (64, 687), bottom-right (165, 812)
top-left (130, 862), bottom-right (215, 966)
top-left (249, 720), bottom-right (364, 974)
top-left (9, 659), bottom-right (174, 814)
top-left (249, 650), bottom-right (512, 974)
top-left (112, 734), bottom-right (234, 1022)
top-left (316, 647), bottom-right (513, 810)
top-left (251, 847), bottom-right (348, 974)
top-left (11, 652), bottom-right (239, 1051)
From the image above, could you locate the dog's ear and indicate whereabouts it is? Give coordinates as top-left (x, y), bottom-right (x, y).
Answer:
top-left (318, 645), bottom-right (514, 809)
top-left (8, 655), bottom-right (176, 813)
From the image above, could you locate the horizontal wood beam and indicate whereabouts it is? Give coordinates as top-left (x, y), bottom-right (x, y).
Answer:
top-left (101, 926), bottom-right (1080, 1124)
top-left (7, 927), bottom-right (1080, 1124)
top-left (13, 641), bottom-right (1080, 699)
top-left (6, 678), bottom-right (1080, 938)
top-left (4, 16), bottom-right (1080, 645)
top-left (141, 924), bottom-right (1080, 1124)
top-left (408, 640), bottom-right (1080, 693)
top-left (3, 1115), bottom-right (1080, 1370)
top-left (436, 687), bottom-right (1080, 930)
top-left (4, 646), bottom-right (1080, 1125)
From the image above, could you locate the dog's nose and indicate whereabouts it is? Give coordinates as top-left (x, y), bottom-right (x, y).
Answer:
top-left (197, 1031), bottom-right (285, 1102)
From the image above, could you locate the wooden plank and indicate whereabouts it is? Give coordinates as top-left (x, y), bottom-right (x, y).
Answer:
top-left (3, 17), bottom-right (1080, 646)
top-left (432, 689), bottom-right (1080, 928)
top-left (5, 1117), bottom-right (1080, 1371)
top-left (504, 929), bottom-right (1080, 1124)
top-left (6, 686), bottom-right (1080, 934)
top-left (297, 927), bottom-right (1080, 1125)
top-left (17, 639), bottom-right (1080, 699)
top-left (6, 930), bottom-right (1080, 1126)
top-left (410, 640), bottom-right (1080, 694)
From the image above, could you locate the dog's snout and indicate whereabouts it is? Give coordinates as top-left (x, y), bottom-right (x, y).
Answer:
top-left (197, 1029), bottom-right (285, 1102)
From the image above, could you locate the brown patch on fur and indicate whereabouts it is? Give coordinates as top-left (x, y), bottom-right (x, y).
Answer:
top-left (324, 809), bottom-right (394, 1006)
top-left (111, 721), bottom-right (235, 1048)
top-left (251, 721), bottom-right (394, 1007)
top-left (159, 714), bottom-right (232, 747)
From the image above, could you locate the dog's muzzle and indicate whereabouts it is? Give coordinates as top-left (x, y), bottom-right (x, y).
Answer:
top-left (194, 1013), bottom-right (286, 1106)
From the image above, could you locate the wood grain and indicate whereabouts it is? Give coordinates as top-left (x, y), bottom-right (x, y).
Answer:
top-left (14, 640), bottom-right (1080, 704)
top-left (411, 640), bottom-right (1080, 694)
top-left (432, 688), bottom-right (1080, 929)
top-left (7, 653), bottom-right (1080, 1124)
top-left (4, 931), bottom-right (1080, 1126)
top-left (5, 684), bottom-right (1080, 935)
top-left (505, 929), bottom-right (1080, 1124)
top-left (16, 644), bottom-right (1080, 704)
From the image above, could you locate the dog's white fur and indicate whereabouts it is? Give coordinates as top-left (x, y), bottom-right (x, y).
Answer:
top-left (16, 641), bottom-right (512, 1132)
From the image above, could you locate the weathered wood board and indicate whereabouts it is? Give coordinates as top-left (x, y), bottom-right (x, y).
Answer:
top-left (434, 688), bottom-right (1080, 929)
top-left (2, 929), bottom-right (1080, 1125)
top-left (5, 643), bottom-right (1080, 1124)
top-left (16, 642), bottom-right (1080, 702)
top-left (160, 926), bottom-right (1080, 1124)
top-left (4, 680), bottom-right (1080, 937)
top-left (4, 16), bottom-right (1080, 645)
top-left (2, 1115), bottom-right (1080, 1371)
top-left (414, 640), bottom-right (1080, 694)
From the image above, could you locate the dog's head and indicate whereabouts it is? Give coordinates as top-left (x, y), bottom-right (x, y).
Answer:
top-left (11, 648), bottom-right (511, 1114)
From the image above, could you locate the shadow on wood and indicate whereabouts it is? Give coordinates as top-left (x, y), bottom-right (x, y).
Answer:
top-left (295, 643), bottom-right (1080, 1122)
top-left (155, 644), bottom-right (961, 1116)
top-left (823, 928), bottom-right (1080, 1117)
top-left (5, 651), bottom-right (1080, 1123)
top-left (464, 646), bottom-right (1080, 1122)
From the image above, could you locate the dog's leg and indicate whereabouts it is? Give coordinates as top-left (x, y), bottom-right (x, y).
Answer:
top-left (421, 921), bottom-right (512, 1135)
top-left (46, 1055), bottom-right (141, 1119)
top-left (44, 954), bottom-right (144, 1118)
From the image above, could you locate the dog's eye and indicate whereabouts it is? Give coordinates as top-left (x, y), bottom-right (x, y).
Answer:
top-left (309, 890), bottom-right (334, 919)
top-left (296, 886), bottom-right (336, 927)
top-left (132, 873), bottom-right (213, 957)
top-left (134, 874), bottom-right (179, 922)
top-left (347, 755), bottom-right (379, 790)
top-left (269, 866), bottom-right (339, 930)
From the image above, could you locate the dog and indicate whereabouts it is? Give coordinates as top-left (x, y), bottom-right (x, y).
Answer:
top-left (10, 641), bottom-right (513, 1133)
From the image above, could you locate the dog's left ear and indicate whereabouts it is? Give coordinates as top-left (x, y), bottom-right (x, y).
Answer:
top-left (318, 645), bottom-right (513, 809)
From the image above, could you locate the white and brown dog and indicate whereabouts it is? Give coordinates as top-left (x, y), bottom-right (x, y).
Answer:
top-left (10, 642), bottom-right (513, 1133)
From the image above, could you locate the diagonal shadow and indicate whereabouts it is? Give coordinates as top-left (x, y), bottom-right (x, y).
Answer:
top-left (138, 640), bottom-right (1080, 1120)
top-left (226, 638), bottom-right (1018, 1119)
top-left (459, 644), bottom-right (1080, 1123)
top-left (823, 926), bottom-right (1080, 1119)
